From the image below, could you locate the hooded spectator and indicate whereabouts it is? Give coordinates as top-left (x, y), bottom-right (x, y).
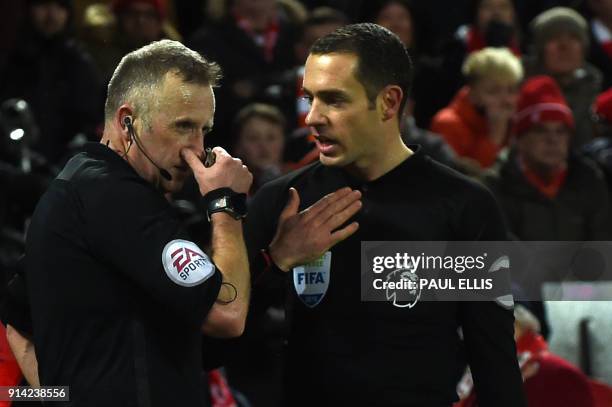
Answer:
top-left (524, 7), bottom-right (603, 148)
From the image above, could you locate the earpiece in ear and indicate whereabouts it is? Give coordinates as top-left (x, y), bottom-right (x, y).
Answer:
top-left (123, 116), bottom-right (133, 130)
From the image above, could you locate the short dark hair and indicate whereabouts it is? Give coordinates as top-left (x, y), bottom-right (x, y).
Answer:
top-left (310, 23), bottom-right (412, 117)
top-left (104, 39), bottom-right (222, 125)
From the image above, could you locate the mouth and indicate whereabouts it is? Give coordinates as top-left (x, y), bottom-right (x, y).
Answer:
top-left (314, 135), bottom-right (339, 154)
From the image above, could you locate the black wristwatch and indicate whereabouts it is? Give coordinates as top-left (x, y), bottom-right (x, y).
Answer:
top-left (202, 188), bottom-right (248, 221)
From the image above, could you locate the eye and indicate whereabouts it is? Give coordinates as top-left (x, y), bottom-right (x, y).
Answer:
top-left (301, 95), bottom-right (313, 105)
top-left (176, 121), bottom-right (192, 131)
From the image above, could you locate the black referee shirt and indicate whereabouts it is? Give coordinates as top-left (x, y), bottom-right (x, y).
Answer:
top-left (25, 143), bottom-right (222, 406)
top-left (246, 147), bottom-right (526, 407)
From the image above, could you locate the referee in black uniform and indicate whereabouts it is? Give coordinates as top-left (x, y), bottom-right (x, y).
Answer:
top-left (246, 24), bottom-right (527, 406)
top-left (9, 40), bottom-right (253, 406)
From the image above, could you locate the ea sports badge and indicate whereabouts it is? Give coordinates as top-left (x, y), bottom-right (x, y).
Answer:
top-left (162, 239), bottom-right (215, 287)
top-left (293, 251), bottom-right (331, 308)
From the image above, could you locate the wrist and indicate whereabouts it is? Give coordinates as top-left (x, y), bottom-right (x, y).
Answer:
top-left (262, 246), bottom-right (290, 273)
top-left (210, 211), bottom-right (243, 226)
top-left (202, 188), bottom-right (247, 221)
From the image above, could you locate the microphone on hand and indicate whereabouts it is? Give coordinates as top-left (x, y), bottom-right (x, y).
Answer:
top-left (123, 116), bottom-right (172, 181)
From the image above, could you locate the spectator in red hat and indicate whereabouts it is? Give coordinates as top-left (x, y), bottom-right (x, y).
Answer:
top-left (486, 75), bottom-right (610, 241)
top-left (486, 78), bottom-right (611, 341)
top-left (431, 47), bottom-right (523, 173)
top-left (524, 7), bottom-right (603, 148)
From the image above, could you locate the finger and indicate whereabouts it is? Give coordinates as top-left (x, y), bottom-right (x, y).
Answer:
top-left (317, 190), bottom-right (362, 226)
top-left (324, 200), bottom-right (362, 231)
top-left (329, 222), bottom-right (359, 245)
top-left (301, 187), bottom-right (353, 220)
top-left (279, 188), bottom-right (300, 222)
top-left (181, 149), bottom-right (204, 171)
top-left (212, 146), bottom-right (231, 160)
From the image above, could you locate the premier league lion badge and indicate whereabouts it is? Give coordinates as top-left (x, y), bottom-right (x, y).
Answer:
top-left (385, 267), bottom-right (421, 308)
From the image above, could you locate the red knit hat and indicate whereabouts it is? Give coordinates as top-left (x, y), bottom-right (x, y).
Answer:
top-left (513, 75), bottom-right (574, 135)
top-left (111, 0), bottom-right (166, 19)
top-left (594, 88), bottom-right (612, 124)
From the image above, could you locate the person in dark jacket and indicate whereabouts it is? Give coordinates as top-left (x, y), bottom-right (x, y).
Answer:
top-left (486, 76), bottom-right (611, 338)
top-left (0, 0), bottom-right (103, 166)
top-left (188, 0), bottom-right (298, 149)
top-left (488, 76), bottom-right (610, 242)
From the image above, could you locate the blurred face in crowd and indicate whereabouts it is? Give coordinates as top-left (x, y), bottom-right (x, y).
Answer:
top-left (235, 117), bottom-right (284, 173)
top-left (469, 77), bottom-right (519, 120)
top-left (303, 53), bottom-right (386, 171)
top-left (295, 22), bottom-right (344, 64)
top-left (376, 2), bottom-right (414, 48)
top-left (518, 121), bottom-right (570, 172)
top-left (476, 0), bottom-right (515, 31)
top-left (30, 1), bottom-right (69, 38)
top-left (119, 1), bottom-right (162, 47)
top-left (543, 33), bottom-right (585, 76)
top-left (128, 72), bottom-right (214, 193)
top-left (232, 0), bottom-right (276, 29)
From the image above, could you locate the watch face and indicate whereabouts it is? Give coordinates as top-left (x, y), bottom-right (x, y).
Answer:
top-left (212, 197), bottom-right (229, 210)
top-left (207, 193), bottom-right (248, 220)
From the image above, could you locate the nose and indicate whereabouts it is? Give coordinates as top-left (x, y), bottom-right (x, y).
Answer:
top-left (304, 100), bottom-right (325, 128)
top-left (187, 133), bottom-right (205, 160)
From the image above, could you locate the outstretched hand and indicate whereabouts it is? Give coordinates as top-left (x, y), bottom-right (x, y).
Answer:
top-left (268, 187), bottom-right (362, 271)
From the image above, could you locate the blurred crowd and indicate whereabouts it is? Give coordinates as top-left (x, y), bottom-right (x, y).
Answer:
top-left (1, 0), bottom-right (612, 406)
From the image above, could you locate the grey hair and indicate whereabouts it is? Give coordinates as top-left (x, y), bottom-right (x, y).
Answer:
top-left (104, 39), bottom-right (222, 127)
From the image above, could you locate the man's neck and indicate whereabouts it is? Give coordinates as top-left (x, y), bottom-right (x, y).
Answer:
top-left (346, 134), bottom-right (413, 182)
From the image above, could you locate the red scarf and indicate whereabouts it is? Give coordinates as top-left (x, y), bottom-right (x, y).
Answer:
top-left (234, 12), bottom-right (279, 63)
top-left (519, 157), bottom-right (567, 199)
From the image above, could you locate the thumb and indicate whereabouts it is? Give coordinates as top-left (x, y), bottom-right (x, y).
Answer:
top-left (279, 187), bottom-right (300, 222)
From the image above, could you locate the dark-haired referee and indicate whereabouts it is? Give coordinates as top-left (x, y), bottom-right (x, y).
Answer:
top-left (247, 23), bottom-right (527, 407)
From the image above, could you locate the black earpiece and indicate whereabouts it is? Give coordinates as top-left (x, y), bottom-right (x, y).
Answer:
top-left (121, 114), bottom-right (172, 181)
top-left (123, 116), bottom-right (133, 133)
